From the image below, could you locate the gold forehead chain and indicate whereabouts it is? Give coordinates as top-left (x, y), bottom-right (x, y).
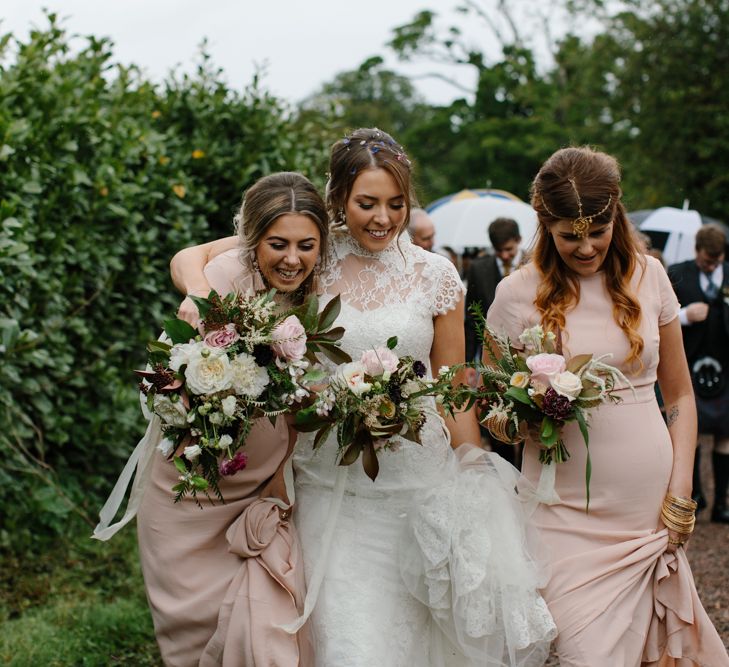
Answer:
top-left (540, 179), bottom-right (612, 238)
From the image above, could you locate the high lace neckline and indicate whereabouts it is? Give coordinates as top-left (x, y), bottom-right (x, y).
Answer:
top-left (330, 226), bottom-right (413, 261)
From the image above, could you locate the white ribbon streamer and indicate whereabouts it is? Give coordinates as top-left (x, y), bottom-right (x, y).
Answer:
top-left (279, 465), bottom-right (349, 634)
top-left (534, 462), bottom-right (561, 505)
top-left (92, 415), bottom-right (161, 541)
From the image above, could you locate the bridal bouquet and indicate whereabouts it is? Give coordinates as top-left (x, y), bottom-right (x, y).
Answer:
top-left (476, 323), bottom-right (630, 508)
top-left (137, 290), bottom-right (348, 503)
top-left (294, 337), bottom-right (458, 481)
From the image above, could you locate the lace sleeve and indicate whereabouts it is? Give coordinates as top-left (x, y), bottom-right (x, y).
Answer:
top-left (429, 254), bottom-right (465, 316)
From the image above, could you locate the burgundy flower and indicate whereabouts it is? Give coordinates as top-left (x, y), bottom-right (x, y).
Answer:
top-left (413, 360), bottom-right (426, 378)
top-left (542, 387), bottom-right (573, 421)
top-left (219, 451), bottom-right (248, 476)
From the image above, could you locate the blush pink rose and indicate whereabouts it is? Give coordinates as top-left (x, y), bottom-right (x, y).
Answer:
top-left (271, 315), bottom-right (307, 361)
top-left (526, 353), bottom-right (566, 385)
top-left (204, 323), bottom-right (240, 348)
top-left (360, 347), bottom-right (400, 377)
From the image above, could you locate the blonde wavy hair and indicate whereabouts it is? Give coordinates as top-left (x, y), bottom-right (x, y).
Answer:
top-left (530, 146), bottom-right (645, 369)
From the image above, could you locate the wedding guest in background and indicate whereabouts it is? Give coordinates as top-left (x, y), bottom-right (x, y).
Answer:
top-left (487, 146), bottom-right (728, 666)
top-left (668, 223), bottom-right (729, 523)
top-left (407, 207), bottom-right (436, 251)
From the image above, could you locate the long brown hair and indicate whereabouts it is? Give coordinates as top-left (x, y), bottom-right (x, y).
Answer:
top-left (530, 146), bottom-right (645, 367)
top-left (327, 127), bottom-right (416, 236)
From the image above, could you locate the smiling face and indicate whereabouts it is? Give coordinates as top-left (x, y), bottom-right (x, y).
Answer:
top-left (550, 219), bottom-right (614, 276)
top-left (345, 168), bottom-right (407, 252)
top-left (255, 213), bottom-right (321, 291)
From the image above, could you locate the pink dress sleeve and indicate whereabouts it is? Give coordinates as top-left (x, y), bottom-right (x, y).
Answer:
top-left (650, 256), bottom-right (680, 326)
top-left (486, 274), bottom-right (528, 348)
top-left (203, 248), bottom-right (251, 296)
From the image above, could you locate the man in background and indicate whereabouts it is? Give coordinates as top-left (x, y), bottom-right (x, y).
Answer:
top-left (408, 208), bottom-right (436, 251)
top-left (668, 223), bottom-right (729, 523)
top-left (465, 217), bottom-right (523, 466)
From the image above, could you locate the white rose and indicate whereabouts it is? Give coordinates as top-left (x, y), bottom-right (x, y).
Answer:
top-left (550, 371), bottom-right (583, 402)
top-left (218, 434), bottom-right (233, 449)
top-left (184, 349), bottom-right (233, 395)
top-left (510, 371), bottom-right (531, 389)
top-left (153, 394), bottom-right (188, 427)
top-left (229, 352), bottom-right (270, 398)
top-left (221, 395), bottom-right (237, 417)
top-left (184, 444), bottom-right (202, 460)
top-left (338, 361), bottom-right (372, 396)
top-left (157, 437), bottom-right (175, 456)
top-left (169, 340), bottom-right (205, 371)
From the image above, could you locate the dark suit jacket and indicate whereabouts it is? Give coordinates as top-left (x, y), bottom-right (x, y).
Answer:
top-left (667, 259), bottom-right (729, 362)
top-left (465, 255), bottom-right (503, 361)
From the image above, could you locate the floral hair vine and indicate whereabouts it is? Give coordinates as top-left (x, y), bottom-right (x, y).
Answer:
top-left (539, 179), bottom-right (613, 238)
top-left (340, 132), bottom-right (412, 168)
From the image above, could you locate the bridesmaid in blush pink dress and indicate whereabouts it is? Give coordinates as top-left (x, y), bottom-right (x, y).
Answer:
top-left (487, 147), bottom-right (728, 666)
top-left (96, 172), bottom-right (328, 667)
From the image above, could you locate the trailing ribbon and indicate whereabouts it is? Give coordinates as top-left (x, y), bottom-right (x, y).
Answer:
top-left (92, 415), bottom-right (161, 540)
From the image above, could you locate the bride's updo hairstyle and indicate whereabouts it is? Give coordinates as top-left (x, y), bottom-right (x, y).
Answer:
top-left (327, 127), bottom-right (416, 236)
top-left (530, 146), bottom-right (645, 367)
top-left (233, 171), bottom-right (329, 293)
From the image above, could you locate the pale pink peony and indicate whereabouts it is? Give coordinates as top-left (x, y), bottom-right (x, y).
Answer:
top-left (204, 323), bottom-right (240, 349)
top-left (526, 353), bottom-right (566, 386)
top-left (360, 347), bottom-right (400, 377)
top-left (271, 316), bottom-right (307, 361)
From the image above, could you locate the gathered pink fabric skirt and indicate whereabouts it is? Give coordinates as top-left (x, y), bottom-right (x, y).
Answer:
top-left (137, 418), bottom-right (313, 667)
top-left (522, 390), bottom-right (729, 667)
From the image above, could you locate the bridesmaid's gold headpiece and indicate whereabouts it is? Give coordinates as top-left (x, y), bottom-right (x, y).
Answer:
top-left (539, 178), bottom-right (612, 238)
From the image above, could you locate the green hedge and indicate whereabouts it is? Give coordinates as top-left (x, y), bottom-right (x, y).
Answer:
top-left (0, 16), bottom-right (328, 551)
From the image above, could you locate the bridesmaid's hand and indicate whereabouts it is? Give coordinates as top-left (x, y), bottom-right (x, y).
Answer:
top-left (664, 526), bottom-right (690, 554)
top-left (177, 296), bottom-right (202, 331)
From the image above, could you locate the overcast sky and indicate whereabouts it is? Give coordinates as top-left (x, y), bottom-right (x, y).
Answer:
top-left (2, 0), bottom-right (481, 105)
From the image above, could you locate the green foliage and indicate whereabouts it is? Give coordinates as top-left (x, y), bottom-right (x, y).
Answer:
top-left (0, 523), bottom-right (159, 665)
top-left (0, 15), bottom-right (327, 552)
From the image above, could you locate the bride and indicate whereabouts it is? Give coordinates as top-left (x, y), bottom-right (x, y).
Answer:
top-left (171, 128), bottom-right (556, 666)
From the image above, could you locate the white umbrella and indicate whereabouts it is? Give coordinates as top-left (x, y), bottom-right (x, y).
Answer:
top-left (426, 195), bottom-right (538, 252)
top-left (633, 207), bottom-right (703, 265)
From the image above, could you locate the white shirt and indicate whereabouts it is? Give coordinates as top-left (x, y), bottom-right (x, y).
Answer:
top-left (496, 249), bottom-right (523, 278)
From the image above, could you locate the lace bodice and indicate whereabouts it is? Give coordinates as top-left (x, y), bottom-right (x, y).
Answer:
top-left (294, 230), bottom-right (465, 495)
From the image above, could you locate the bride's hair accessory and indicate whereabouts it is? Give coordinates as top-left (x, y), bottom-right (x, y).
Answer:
top-left (538, 178), bottom-right (612, 239)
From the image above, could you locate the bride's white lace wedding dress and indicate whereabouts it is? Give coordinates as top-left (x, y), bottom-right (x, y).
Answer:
top-left (292, 230), bottom-right (556, 667)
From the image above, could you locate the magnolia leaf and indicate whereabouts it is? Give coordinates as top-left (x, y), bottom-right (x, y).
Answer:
top-left (163, 318), bottom-right (198, 344)
top-left (566, 353), bottom-right (593, 374)
top-left (339, 441), bottom-right (362, 466)
top-left (317, 342), bottom-right (352, 365)
top-left (313, 424), bottom-right (333, 449)
top-left (386, 336), bottom-right (398, 350)
top-left (147, 340), bottom-right (172, 354)
top-left (293, 407), bottom-right (324, 431)
top-left (311, 327), bottom-right (346, 342)
top-left (362, 441), bottom-right (380, 481)
top-left (317, 294), bottom-right (342, 331)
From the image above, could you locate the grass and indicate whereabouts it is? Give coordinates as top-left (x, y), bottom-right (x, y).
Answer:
top-left (0, 521), bottom-right (161, 666)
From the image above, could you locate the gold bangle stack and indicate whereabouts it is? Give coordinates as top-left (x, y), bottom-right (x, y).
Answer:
top-left (661, 494), bottom-right (697, 544)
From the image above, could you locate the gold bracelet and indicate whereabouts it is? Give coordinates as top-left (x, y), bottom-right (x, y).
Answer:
top-left (668, 537), bottom-right (684, 546)
top-left (664, 494), bottom-right (698, 511)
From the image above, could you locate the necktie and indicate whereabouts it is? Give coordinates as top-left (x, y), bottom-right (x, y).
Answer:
top-left (704, 274), bottom-right (719, 300)
top-left (502, 260), bottom-right (512, 277)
